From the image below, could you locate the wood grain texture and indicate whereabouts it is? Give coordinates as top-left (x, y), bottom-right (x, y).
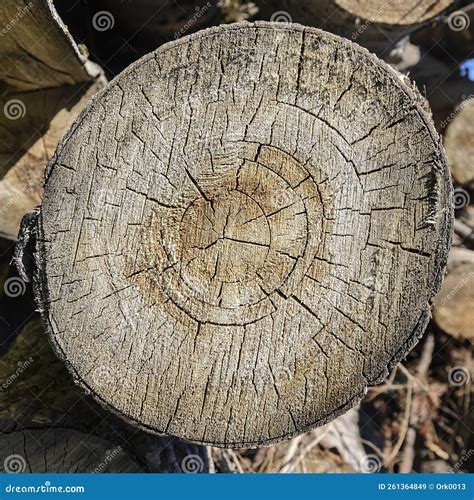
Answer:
top-left (433, 262), bottom-right (474, 342)
top-left (32, 22), bottom-right (452, 447)
top-left (0, 428), bottom-right (143, 473)
top-left (0, 0), bottom-right (99, 91)
top-left (0, 79), bottom-right (106, 240)
top-left (335, 0), bottom-right (453, 25)
top-left (0, 319), bottom-right (211, 472)
top-left (444, 99), bottom-right (474, 190)
top-left (256, 0), bottom-right (454, 53)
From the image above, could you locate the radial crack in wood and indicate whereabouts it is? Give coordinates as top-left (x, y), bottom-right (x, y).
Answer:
top-left (28, 22), bottom-right (453, 448)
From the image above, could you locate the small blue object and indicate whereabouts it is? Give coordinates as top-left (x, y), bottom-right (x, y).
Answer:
top-left (460, 58), bottom-right (474, 81)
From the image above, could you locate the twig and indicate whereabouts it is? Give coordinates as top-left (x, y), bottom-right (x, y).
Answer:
top-left (385, 379), bottom-right (413, 467)
top-left (281, 429), bottom-right (330, 473)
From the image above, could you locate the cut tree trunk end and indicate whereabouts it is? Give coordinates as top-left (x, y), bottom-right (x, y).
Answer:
top-left (444, 99), bottom-right (474, 190)
top-left (255, 0), bottom-right (455, 54)
top-left (433, 258), bottom-right (474, 342)
top-left (23, 22), bottom-right (453, 448)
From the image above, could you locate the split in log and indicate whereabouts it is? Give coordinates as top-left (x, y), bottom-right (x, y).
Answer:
top-left (255, 0), bottom-right (455, 54)
top-left (444, 99), bottom-right (474, 190)
top-left (23, 22), bottom-right (453, 448)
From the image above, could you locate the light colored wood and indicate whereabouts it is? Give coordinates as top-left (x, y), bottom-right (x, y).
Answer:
top-left (335, 0), bottom-right (453, 25)
top-left (433, 262), bottom-right (474, 342)
top-left (31, 22), bottom-right (452, 447)
top-left (444, 99), bottom-right (474, 190)
top-left (0, 319), bottom-right (211, 472)
top-left (256, 0), bottom-right (454, 53)
top-left (0, 428), bottom-right (142, 473)
top-left (0, 79), bottom-right (106, 240)
top-left (0, 0), bottom-right (100, 91)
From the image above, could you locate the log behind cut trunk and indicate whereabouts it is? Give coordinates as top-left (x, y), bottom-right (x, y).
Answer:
top-left (444, 99), bottom-right (474, 190)
top-left (256, 0), bottom-right (454, 53)
top-left (0, 0), bottom-right (100, 90)
top-left (0, 428), bottom-right (143, 473)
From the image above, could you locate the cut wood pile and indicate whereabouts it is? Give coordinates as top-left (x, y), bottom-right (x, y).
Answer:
top-left (0, 0), bottom-right (472, 473)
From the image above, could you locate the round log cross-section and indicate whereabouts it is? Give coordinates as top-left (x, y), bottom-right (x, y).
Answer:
top-left (444, 99), bottom-right (474, 190)
top-left (33, 22), bottom-right (453, 447)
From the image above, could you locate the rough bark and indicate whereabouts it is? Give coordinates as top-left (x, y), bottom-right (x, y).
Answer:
top-left (444, 99), bottom-right (474, 190)
top-left (26, 22), bottom-right (452, 448)
top-left (256, 0), bottom-right (455, 53)
top-left (0, 0), bottom-right (100, 91)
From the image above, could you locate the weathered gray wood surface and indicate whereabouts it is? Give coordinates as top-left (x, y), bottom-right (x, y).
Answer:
top-left (0, 428), bottom-right (143, 473)
top-left (28, 22), bottom-right (452, 447)
top-left (0, 318), bottom-right (210, 472)
top-left (0, 0), bottom-right (99, 90)
top-left (256, 0), bottom-right (455, 53)
top-left (444, 99), bottom-right (474, 189)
